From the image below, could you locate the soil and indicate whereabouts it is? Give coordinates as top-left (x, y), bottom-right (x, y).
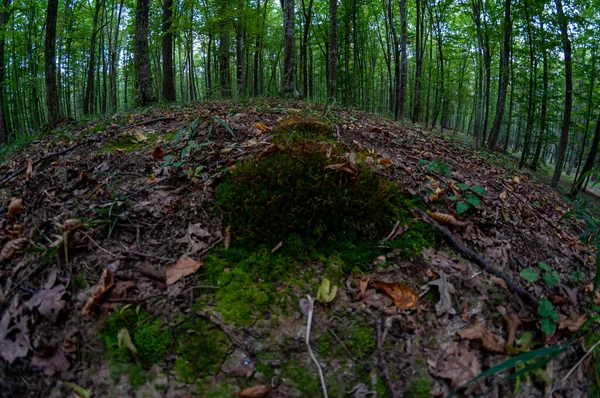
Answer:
top-left (0, 99), bottom-right (595, 397)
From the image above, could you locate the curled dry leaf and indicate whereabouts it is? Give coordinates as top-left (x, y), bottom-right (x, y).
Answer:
top-left (0, 310), bottom-right (30, 364)
top-left (82, 268), bottom-right (115, 316)
top-left (25, 161), bottom-right (33, 181)
top-left (439, 341), bottom-right (482, 395)
top-left (0, 238), bottom-right (30, 263)
top-left (166, 257), bottom-right (203, 286)
top-left (502, 313), bottom-right (521, 346)
top-left (7, 198), bottom-right (22, 219)
top-left (150, 145), bottom-right (166, 160)
top-left (499, 191), bottom-right (507, 201)
top-left (558, 314), bottom-right (586, 333)
top-left (369, 281), bottom-right (418, 309)
top-left (253, 122), bottom-right (270, 132)
top-left (428, 271), bottom-right (456, 316)
top-left (457, 320), bottom-right (505, 353)
top-left (429, 212), bottom-right (467, 227)
top-left (60, 219), bottom-right (83, 234)
top-left (31, 345), bottom-right (70, 376)
top-left (237, 384), bottom-right (271, 398)
top-left (25, 285), bottom-right (66, 323)
top-left (490, 276), bottom-right (509, 293)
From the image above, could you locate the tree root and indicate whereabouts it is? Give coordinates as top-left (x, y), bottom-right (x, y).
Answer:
top-left (414, 208), bottom-right (539, 308)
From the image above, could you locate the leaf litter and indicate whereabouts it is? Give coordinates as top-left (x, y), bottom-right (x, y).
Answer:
top-left (0, 99), bottom-right (594, 396)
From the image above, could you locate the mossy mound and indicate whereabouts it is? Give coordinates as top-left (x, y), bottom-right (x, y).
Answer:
top-left (98, 132), bottom-right (160, 153)
top-left (272, 117), bottom-right (334, 143)
top-left (217, 139), bottom-right (425, 245)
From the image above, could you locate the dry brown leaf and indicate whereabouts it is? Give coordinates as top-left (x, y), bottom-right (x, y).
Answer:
top-left (3, 224), bottom-right (23, 239)
top-left (253, 122), bottom-right (270, 132)
top-left (166, 257), bottom-right (203, 285)
top-left (490, 276), bottom-right (509, 293)
top-left (429, 212), bottom-right (468, 227)
top-left (25, 285), bottom-right (66, 323)
top-left (548, 294), bottom-right (569, 305)
top-left (558, 314), bottom-right (586, 333)
top-left (439, 342), bottom-right (482, 395)
top-left (370, 281), bottom-right (418, 309)
top-left (502, 313), bottom-right (521, 346)
top-left (7, 198), bottom-right (22, 219)
top-left (25, 161), bottom-right (33, 181)
top-left (0, 238), bottom-right (29, 263)
top-left (31, 345), bottom-right (70, 376)
top-left (109, 281), bottom-right (136, 300)
top-left (224, 225), bottom-right (232, 250)
top-left (428, 271), bottom-right (456, 316)
top-left (82, 268), bottom-right (115, 316)
top-left (60, 219), bottom-right (83, 234)
top-left (237, 385), bottom-right (271, 398)
top-left (499, 191), bottom-right (507, 201)
top-left (150, 145), bottom-right (166, 160)
top-left (457, 320), bottom-right (505, 353)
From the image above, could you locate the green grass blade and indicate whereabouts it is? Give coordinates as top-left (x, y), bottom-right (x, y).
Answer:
top-left (213, 116), bottom-right (237, 142)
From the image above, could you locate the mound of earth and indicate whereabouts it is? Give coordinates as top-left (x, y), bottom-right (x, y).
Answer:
top-left (0, 99), bottom-right (594, 397)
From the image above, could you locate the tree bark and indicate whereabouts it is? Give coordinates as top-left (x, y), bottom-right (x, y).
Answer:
top-left (487, 0), bottom-right (511, 150)
top-left (0, 0), bottom-right (11, 142)
top-left (44, 0), bottom-right (61, 126)
top-left (398, 0), bottom-right (407, 118)
top-left (327, 0), bottom-right (336, 100)
top-left (84, 0), bottom-right (101, 115)
top-left (571, 113), bottom-right (600, 196)
top-left (161, 0), bottom-right (175, 102)
top-left (551, 0), bottom-right (572, 188)
top-left (281, 0), bottom-right (296, 96)
top-left (411, 0), bottom-right (423, 123)
top-left (134, 0), bottom-right (155, 106)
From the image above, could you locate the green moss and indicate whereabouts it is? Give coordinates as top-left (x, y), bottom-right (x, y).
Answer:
top-left (102, 308), bottom-right (170, 388)
top-left (98, 132), bottom-right (159, 153)
top-left (71, 272), bottom-right (88, 291)
top-left (173, 318), bottom-right (230, 383)
top-left (345, 318), bottom-right (376, 359)
top-left (406, 374), bottom-right (434, 398)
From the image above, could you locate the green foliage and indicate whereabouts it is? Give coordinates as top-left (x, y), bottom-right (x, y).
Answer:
top-left (538, 298), bottom-right (560, 336)
top-left (452, 183), bottom-right (486, 215)
top-left (98, 132), bottom-right (159, 153)
top-left (420, 158), bottom-right (452, 177)
top-left (520, 268), bottom-right (539, 283)
top-left (569, 268), bottom-right (584, 283)
top-left (406, 374), bottom-right (434, 398)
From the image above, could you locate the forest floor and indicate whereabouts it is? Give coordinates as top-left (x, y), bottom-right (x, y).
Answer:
top-left (0, 99), bottom-right (597, 398)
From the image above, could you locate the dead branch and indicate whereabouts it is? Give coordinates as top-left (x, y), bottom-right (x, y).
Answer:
top-left (414, 208), bottom-right (539, 308)
top-left (120, 117), bottom-right (176, 130)
top-left (377, 317), bottom-right (398, 398)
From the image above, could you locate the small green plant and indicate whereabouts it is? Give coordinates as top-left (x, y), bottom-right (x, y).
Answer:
top-left (569, 268), bottom-right (584, 283)
top-left (448, 184), bottom-right (487, 215)
top-left (161, 117), bottom-right (213, 170)
top-left (419, 158), bottom-right (452, 177)
top-left (537, 297), bottom-right (560, 336)
top-left (519, 262), bottom-right (560, 288)
top-left (316, 278), bottom-right (337, 303)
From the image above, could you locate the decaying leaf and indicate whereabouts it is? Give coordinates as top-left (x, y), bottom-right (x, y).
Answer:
top-left (150, 145), bottom-right (166, 160)
top-left (224, 225), bottom-right (232, 250)
top-left (166, 257), bottom-right (203, 285)
top-left (253, 122), bottom-right (270, 132)
top-left (502, 313), bottom-right (521, 347)
top-left (25, 285), bottom-right (66, 323)
top-left (490, 276), bottom-right (509, 293)
top-left (370, 281), bottom-right (418, 309)
top-left (429, 212), bottom-right (468, 227)
top-left (0, 238), bottom-right (30, 263)
top-left (457, 320), bottom-right (505, 353)
top-left (60, 219), bottom-right (83, 234)
top-left (558, 314), bottom-right (586, 333)
top-left (81, 268), bottom-right (115, 316)
top-left (439, 341), bottom-right (482, 395)
top-left (109, 281), bottom-right (136, 301)
top-left (428, 271), bottom-right (456, 315)
top-left (31, 344), bottom-right (70, 376)
top-left (25, 161), bottom-right (33, 181)
top-left (0, 310), bottom-right (30, 364)
top-left (237, 384), bottom-right (271, 398)
top-left (499, 191), bottom-right (507, 201)
top-left (7, 198), bottom-right (22, 219)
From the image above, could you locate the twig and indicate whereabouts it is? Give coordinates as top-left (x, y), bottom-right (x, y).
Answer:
top-left (414, 208), bottom-right (539, 308)
top-left (123, 251), bottom-right (175, 263)
top-left (120, 117), bottom-right (176, 129)
top-left (560, 339), bottom-right (600, 385)
top-left (0, 144), bottom-right (80, 185)
top-left (197, 237), bottom-right (224, 258)
top-left (381, 221), bottom-right (401, 244)
top-left (306, 295), bottom-right (328, 398)
top-left (377, 317), bottom-right (398, 398)
top-left (196, 309), bottom-right (255, 357)
top-left (80, 232), bottom-right (118, 258)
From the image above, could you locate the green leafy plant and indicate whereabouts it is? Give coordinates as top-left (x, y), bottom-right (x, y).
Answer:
top-left (538, 297), bottom-right (560, 335)
top-left (520, 262), bottom-right (560, 287)
top-left (317, 278), bottom-right (337, 303)
top-left (419, 158), bottom-right (452, 177)
top-left (160, 117), bottom-right (213, 170)
top-left (448, 184), bottom-right (487, 215)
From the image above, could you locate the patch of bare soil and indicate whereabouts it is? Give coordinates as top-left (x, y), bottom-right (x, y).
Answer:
top-left (0, 99), bottom-right (594, 397)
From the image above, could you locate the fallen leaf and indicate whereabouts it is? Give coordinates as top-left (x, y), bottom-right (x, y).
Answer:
top-left (558, 314), bottom-right (586, 333)
top-left (31, 344), bottom-right (70, 376)
top-left (3, 224), bottom-right (23, 239)
top-left (118, 328), bottom-right (138, 356)
top-left (237, 384), bottom-right (271, 398)
top-left (370, 281), bottom-right (418, 309)
top-left (109, 281), bottom-right (136, 300)
top-left (457, 320), bottom-right (505, 353)
top-left (60, 219), bottom-right (83, 234)
top-left (490, 276), bottom-right (509, 293)
top-left (0, 310), bottom-right (30, 364)
top-left (428, 271), bottom-right (456, 315)
top-left (150, 145), bottom-right (166, 160)
top-left (7, 198), bottom-right (22, 219)
top-left (166, 257), bottom-right (203, 285)
top-left (429, 212), bottom-right (468, 227)
top-left (502, 313), bottom-right (521, 346)
top-left (82, 268), bottom-right (115, 316)
top-left (499, 191), bottom-right (507, 201)
top-left (25, 285), bottom-right (66, 323)
top-left (0, 238), bottom-right (30, 263)
top-left (25, 161), bottom-right (33, 181)
top-left (548, 294), bottom-right (569, 305)
top-left (439, 341), bottom-right (482, 395)
top-left (253, 122), bottom-right (270, 132)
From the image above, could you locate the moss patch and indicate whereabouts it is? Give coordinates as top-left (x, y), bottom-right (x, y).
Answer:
top-left (406, 373), bottom-right (434, 398)
top-left (98, 132), bottom-right (160, 153)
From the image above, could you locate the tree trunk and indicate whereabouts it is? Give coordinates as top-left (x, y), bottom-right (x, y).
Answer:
top-left (281, 0), bottom-right (296, 96)
top-left (134, 0), bottom-right (155, 106)
top-left (327, 0), bottom-right (336, 100)
top-left (411, 0), bottom-right (423, 123)
top-left (45, 0), bottom-right (60, 126)
top-left (161, 0), bottom-right (175, 101)
top-left (551, 0), bottom-right (572, 188)
top-left (571, 113), bottom-right (600, 196)
top-left (235, 20), bottom-right (245, 97)
top-left (488, 0), bottom-right (511, 150)
top-left (0, 0), bottom-right (11, 142)
top-left (398, 0), bottom-right (407, 118)
top-left (519, 3), bottom-right (536, 170)
top-left (531, 19), bottom-right (549, 170)
top-left (84, 0), bottom-right (101, 115)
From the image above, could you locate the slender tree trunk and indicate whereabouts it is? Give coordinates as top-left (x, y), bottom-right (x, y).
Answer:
top-left (134, 0), bottom-right (155, 106)
top-left (398, 0), bottom-right (407, 118)
top-left (571, 113), bottom-right (600, 196)
top-left (411, 0), bottom-right (423, 123)
top-left (281, 0), bottom-right (296, 96)
top-left (161, 0), bottom-right (175, 101)
top-left (488, 0), bottom-right (511, 150)
top-left (551, 0), bottom-right (573, 188)
top-left (110, 0), bottom-right (124, 112)
top-left (574, 46), bottom-right (596, 182)
top-left (0, 0), bottom-right (11, 142)
top-left (519, 4), bottom-right (536, 169)
top-left (84, 0), bottom-right (101, 115)
top-left (234, 20), bottom-right (245, 97)
top-left (327, 0), bottom-right (337, 100)
top-left (45, 0), bottom-right (61, 126)
top-left (531, 20), bottom-right (549, 170)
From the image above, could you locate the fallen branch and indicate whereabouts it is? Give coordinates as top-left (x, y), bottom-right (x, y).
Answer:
top-left (305, 295), bottom-right (329, 398)
top-left (0, 144), bottom-right (80, 186)
top-left (377, 317), bottom-right (398, 398)
top-left (120, 117), bottom-right (176, 130)
top-left (414, 208), bottom-right (539, 308)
